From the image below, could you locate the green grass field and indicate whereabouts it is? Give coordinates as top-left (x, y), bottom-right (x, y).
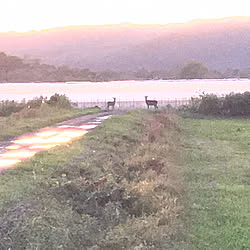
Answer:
top-left (0, 105), bottom-right (100, 140)
top-left (181, 118), bottom-right (250, 249)
top-left (0, 110), bottom-right (249, 249)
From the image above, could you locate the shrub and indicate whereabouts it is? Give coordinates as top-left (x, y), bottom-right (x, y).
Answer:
top-left (26, 96), bottom-right (46, 109)
top-left (198, 93), bottom-right (222, 115)
top-left (47, 93), bottom-right (71, 109)
top-left (0, 100), bottom-right (25, 117)
top-left (188, 92), bottom-right (250, 116)
top-left (223, 92), bottom-right (250, 116)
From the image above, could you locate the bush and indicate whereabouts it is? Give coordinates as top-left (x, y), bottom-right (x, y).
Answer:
top-left (189, 92), bottom-right (250, 116)
top-left (26, 96), bottom-right (46, 109)
top-left (0, 100), bottom-right (25, 117)
top-left (198, 93), bottom-right (222, 115)
top-left (47, 93), bottom-right (71, 109)
top-left (0, 94), bottom-right (72, 117)
top-left (223, 92), bottom-right (250, 116)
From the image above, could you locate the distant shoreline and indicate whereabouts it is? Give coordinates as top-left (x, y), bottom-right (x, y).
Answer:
top-left (0, 78), bottom-right (249, 84)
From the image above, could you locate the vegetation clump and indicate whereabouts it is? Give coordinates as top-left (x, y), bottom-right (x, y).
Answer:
top-left (0, 100), bottom-right (25, 117)
top-left (46, 93), bottom-right (71, 108)
top-left (26, 96), bottom-right (46, 109)
top-left (184, 91), bottom-right (250, 116)
top-left (223, 92), bottom-right (250, 115)
top-left (0, 94), bottom-right (72, 118)
top-left (198, 93), bottom-right (222, 115)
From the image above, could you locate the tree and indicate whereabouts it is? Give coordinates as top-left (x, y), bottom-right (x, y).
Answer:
top-left (180, 61), bottom-right (208, 79)
top-left (135, 68), bottom-right (151, 79)
top-left (0, 52), bottom-right (25, 81)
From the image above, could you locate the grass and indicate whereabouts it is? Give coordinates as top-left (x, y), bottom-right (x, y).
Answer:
top-left (0, 104), bottom-right (100, 140)
top-left (0, 110), bottom-right (184, 249)
top-left (181, 118), bottom-right (250, 249)
top-left (2, 108), bottom-right (249, 249)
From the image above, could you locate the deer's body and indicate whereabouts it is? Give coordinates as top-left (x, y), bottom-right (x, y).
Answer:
top-left (107, 97), bottom-right (116, 110)
top-left (145, 96), bottom-right (158, 109)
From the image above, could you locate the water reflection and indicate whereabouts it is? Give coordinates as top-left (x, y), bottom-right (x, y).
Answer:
top-left (2, 79), bottom-right (250, 101)
top-left (0, 115), bottom-right (111, 172)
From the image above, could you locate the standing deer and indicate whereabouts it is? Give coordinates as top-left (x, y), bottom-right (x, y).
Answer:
top-left (145, 96), bottom-right (158, 109)
top-left (107, 97), bottom-right (116, 110)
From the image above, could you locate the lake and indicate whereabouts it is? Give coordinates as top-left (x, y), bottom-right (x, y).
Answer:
top-left (1, 79), bottom-right (250, 102)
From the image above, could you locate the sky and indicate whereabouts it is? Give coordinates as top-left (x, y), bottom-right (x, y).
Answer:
top-left (0, 0), bottom-right (250, 32)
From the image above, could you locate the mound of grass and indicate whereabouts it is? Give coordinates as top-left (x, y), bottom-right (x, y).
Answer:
top-left (0, 110), bottom-right (184, 249)
top-left (0, 104), bottom-right (100, 140)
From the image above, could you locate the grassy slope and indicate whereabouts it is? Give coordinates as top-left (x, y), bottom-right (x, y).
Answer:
top-left (0, 105), bottom-right (100, 140)
top-left (181, 118), bottom-right (250, 249)
top-left (0, 110), bottom-right (183, 249)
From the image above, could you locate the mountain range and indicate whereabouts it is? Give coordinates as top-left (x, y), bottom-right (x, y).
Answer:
top-left (1, 17), bottom-right (250, 71)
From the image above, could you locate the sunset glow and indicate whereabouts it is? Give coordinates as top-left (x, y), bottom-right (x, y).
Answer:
top-left (0, 0), bottom-right (250, 32)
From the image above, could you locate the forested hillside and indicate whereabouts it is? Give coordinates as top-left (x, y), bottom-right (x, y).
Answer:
top-left (1, 17), bottom-right (250, 74)
top-left (0, 51), bottom-right (250, 82)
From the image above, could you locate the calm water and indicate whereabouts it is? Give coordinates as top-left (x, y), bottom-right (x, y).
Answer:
top-left (1, 79), bottom-right (250, 101)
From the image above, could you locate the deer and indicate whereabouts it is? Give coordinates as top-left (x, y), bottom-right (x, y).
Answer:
top-left (145, 96), bottom-right (158, 109)
top-left (107, 97), bottom-right (116, 110)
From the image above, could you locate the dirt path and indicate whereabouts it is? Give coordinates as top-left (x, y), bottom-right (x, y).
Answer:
top-left (0, 111), bottom-right (124, 171)
top-left (56, 111), bottom-right (123, 127)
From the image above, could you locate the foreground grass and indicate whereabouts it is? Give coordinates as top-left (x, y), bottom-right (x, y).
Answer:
top-left (0, 105), bottom-right (100, 139)
top-left (0, 110), bottom-right (183, 249)
top-left (181, 118), bottom-right (250, 249)
top-left (3, 109), bottom-right (248, 249)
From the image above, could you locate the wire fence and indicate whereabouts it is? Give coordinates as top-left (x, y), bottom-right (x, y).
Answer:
top-left (72, 98), bottom-right (191, 110)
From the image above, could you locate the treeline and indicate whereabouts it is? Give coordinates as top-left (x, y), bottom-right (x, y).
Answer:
top-left (0, 52), bottom-right (125, 82)
top-left (0, 52), bottom-right (250, 82)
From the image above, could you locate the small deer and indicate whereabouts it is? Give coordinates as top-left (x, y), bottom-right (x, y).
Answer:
top-left (107, 97), bottom-right (116, 110)
top-left (145, 96), bottom-right (158, 109)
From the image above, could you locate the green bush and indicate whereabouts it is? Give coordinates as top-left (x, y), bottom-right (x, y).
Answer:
top-left (223, 92), bottom-right (250, 116)
top-left (47, 93), bottom-right (71, 109)
top-left (198, 93), bottom-right (222, 115)
top-left (0, 94), bottom-right (72, 117)
top-left (189, 92), bottom-right (250, 116)
top-left (26, 96), bottom-right (46, 109)
top-left (0, 100), bottom-right (25, 117)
